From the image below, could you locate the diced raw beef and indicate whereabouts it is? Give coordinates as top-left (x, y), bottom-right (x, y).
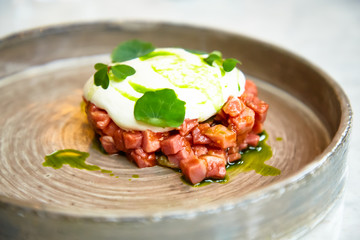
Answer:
top-left (177, 118), bottom-right (199, 136)
top-left (142, 130), bottom-right (161, 153)
top-left (192, 124), bottom-right (212, 145)
top-left (180, 158), bottom-right (207, 184)
top-left (123, 131), bottom-right (143, 149)
top-left (160, 134), bottom-right (185, 155)
top-left (200, 155), bottom-right (226, 179)
top-left (102, 121), bottom-right (119, 136)
top-left (246, 133), bottom-right (260, 147)
top-left (222, 96), bottom-right (246, 117)
top-left (228, 107), bottom-right (255, 135)
top-left (113, 129), bottom-right (125, 152)
top-left (99, 136), bottom-right (118, 154)
top-left (204, 125), bottom-right (236, 148)
top-left (129, 148), bottom-right (156, 168)
top-left (192, 145), bottom-right (209, 157)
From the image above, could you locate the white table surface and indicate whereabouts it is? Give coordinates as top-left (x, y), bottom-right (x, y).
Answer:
top-left (0, 0), bottom-right (359, 239)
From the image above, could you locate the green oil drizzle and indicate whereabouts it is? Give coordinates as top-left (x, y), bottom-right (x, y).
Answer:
top-left (129, 174), bottom-right (140, 181)
top-left (43, 149), bottom-right (116, 177)
top-left (147, 50), bottom-right (224, 111)
top-left (113, 86), bottom-right (138, 101)
top-left (227, 131), bottom-right (281, 176)
top-left (189, 131), bottom-right (280, 187)
top-left (128, 81), bottom-right (156, 93)
top-left (44, 133), bottom-right (278, 184)
top-left (140, 51), bottom-right (176, 61)
top-left (276, 137), bottom-right (283, 141)
top-left (80, 100), bottom-right (86, 114)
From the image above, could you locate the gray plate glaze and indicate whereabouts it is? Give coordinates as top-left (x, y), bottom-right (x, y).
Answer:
top-left (0, 22), bottom-right (352, 240)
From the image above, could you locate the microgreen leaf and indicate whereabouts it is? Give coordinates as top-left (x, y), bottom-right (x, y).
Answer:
top-left (111, 64), bottom-right (136, 80)
top-left (94, 63), bottom-right (107, 70)
top-left (134, 89), bottom-right (186, 128)
top-left (223, 58), bottom-right (241, 72)
top-left (204, 51), bottom-right (222, 66)
top-left (185, 49), bottom-right (207, 55)
top-left (202, 51), bottom-right (242, 73)
top-left (112, 39), bottom-right (155, 63)
top-left (94, 67), bottom-right (109, 89)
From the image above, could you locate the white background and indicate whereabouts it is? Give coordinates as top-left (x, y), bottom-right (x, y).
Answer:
top-left (0, 0), bottom-right (359, 239)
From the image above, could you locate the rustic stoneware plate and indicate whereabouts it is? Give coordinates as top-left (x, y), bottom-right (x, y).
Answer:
top-left (0, 22), bottom-right (352, 240)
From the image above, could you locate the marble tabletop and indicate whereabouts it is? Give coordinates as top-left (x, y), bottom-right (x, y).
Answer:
top-left (0, 0), bottom-right (359, 239)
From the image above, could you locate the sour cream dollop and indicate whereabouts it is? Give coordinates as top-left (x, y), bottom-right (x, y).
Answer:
top-left (83, 48), bottom-right (246, 132)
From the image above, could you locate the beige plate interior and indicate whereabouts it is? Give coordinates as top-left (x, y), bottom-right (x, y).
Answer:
top-left (0, 22), bottom-right (352, 240)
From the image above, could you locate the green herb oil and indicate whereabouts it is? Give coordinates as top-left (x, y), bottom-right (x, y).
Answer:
top-left (190, 131), bottom-right (280, 187)
top-left (227, 131), bottom-right (281, 176)
top-left (113, 86), bottom-right (138, 101)
top-left (43, 149), bottom-right (115, 176)
top-left (128, 81), bottom-right (156, 93)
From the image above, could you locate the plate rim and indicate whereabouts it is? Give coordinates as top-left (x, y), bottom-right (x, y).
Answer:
top-left (0, 20), bottom-right (352, 222)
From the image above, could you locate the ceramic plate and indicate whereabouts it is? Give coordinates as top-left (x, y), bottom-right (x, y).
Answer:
top-left (0, 22), bottom-right (352, 240)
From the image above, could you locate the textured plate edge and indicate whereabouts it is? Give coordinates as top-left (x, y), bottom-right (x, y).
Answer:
top-left (0, 20), bottom-right (353, 223)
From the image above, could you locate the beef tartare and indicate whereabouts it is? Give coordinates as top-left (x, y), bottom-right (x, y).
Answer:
top-left (83, 40), bottom-right (269, 184)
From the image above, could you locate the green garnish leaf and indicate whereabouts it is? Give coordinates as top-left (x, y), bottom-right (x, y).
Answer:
top-left (94, 63), bottom-right (107, 70)
top-left (185, 49), bottom-right (208, 55)
top-left (112, 39), bottom-right (155, 63)
top-left (204, 51), bottom-right (222, 66)
top-left (94, 67), bottom-right (109, 89)
top-left (111, 64), bottom-right (136, 80)
top-left (134, 89), bottom-right (186, 128)
top-left (223, 58), bottom-right (241, 72)
top-left (203, 51), bottom-right (242, 73)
